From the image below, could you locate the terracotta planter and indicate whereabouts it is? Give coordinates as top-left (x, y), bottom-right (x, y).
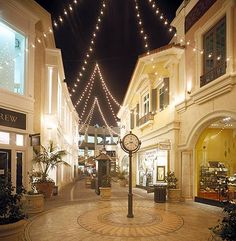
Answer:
top-left (0, 219), bottom-right (27, 241)
top-left (35, 182), bottom-right (54, 198)
top-left (23, 194), bottom-right (44, 214)
top-left (168, 189), bottom-right (181, 202)
top-left (99, 187), bottom-right (111, 200)
top-left (119, 179), bottom-right (127, 187)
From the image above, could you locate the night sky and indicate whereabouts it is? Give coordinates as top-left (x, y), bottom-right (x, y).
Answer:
top-left (35, 0), bottom-right (182, 126)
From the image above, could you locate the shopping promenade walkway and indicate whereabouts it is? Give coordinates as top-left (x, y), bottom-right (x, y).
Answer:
top-left (24, 179), bottom-right (223, 241)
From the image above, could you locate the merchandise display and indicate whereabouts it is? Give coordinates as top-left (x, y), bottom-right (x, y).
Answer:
top-left (199, 161), bottom-right (228, 200)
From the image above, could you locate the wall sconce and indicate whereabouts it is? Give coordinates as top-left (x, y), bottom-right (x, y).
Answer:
top-left (187, 81), bottom-right (192, 95)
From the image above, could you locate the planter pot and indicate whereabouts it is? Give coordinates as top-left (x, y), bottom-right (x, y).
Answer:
top-left (0, 219), bottom-right (27, 241)
top-left (99, 187), bottom-right (111, 200)
top-left (119, 179), bottom-right (127, 187)
top-left (168, 189), bottom-right (181, 202)
top-left (35, 182), bottom-right (54, 198)
top-left (23, 194), bottom-right (44, 214)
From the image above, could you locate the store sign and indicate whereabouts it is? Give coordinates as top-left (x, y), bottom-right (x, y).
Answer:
top-left (158, 142), bottom-right (171, 150)
top-left (0, 108), bottom-right (26, 130)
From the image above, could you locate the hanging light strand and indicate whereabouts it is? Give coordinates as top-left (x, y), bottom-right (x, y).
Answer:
top-left (70, 1), bottom-right (107, 96)
top-left (134, 0), bottom-right (150, 55)
top-left (74, 64), bottom-right (98, 107)
top-left (95, 98), bottom-right (119, 135)
top-left (52, 0), bottom-right (79, 28)
top-left (146, 0), bottom-right (174, 33)
top-left (96, 64), bottom-right (119, 122)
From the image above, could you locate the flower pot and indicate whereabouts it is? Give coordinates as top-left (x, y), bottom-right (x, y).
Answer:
top-left (23, 194), bottom-right (44, 214)
top-left (0, 219), bottom-right (27, 241)
top-left (99, 187), bottom-right (111, 200)
top-left (168, 189), bottom-right (181, 202)
top-left (34, 182), bottom-right (54, 198)
top-left (119, 179), bottom-right (127, 187)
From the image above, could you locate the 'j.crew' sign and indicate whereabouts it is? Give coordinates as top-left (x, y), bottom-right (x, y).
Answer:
top-left (0, 108), bottom-right (26, 130)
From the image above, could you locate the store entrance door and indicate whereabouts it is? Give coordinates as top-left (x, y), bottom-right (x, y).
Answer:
top-left (0, 149), bottom-right (11, 183)
top-left (16, 152), bottom-right (23, 192)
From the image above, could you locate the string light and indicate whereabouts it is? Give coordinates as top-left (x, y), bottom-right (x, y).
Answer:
top-left (134, 0), bottom-right (150, 55)
top-left (70, 1), bottom-right (107, 97)
top-left (146, 0), bottom-right (174, 33)
top-left (96, 98), bottom-right (119, 135)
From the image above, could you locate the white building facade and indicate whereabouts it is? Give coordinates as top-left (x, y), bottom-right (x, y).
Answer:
top-left (0, 0), bottom-right (79, 190)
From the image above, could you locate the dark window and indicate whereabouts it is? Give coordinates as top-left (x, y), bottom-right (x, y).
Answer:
top-left (159, 78), bottom-right (169, 111)
top-left (201, 16), bottom-right (226, 87)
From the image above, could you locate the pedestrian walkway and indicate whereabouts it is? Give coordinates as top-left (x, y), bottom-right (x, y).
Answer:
top-left (24, 179), bottom-right (222, 241)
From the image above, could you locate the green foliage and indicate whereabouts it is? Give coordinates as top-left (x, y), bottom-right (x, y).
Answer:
top-left (165, 171), bottom-right (178, 189)
top-left (101, 175), bottom-right (111, 188)
top-left (0, 179), bottom-right (25, 225)
top-left (32, 141), bottom-right (67, 183)
top-left (210, 203), bottom-right (236, 241)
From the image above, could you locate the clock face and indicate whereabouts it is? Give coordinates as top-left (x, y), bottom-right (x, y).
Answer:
top-left (123, 133), bottom-right (140, 152)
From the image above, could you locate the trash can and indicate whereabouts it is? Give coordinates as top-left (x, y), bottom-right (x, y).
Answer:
top-left (154, 185), bottom-right (166, 203)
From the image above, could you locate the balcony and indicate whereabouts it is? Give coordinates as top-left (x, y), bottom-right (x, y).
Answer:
top-left (138, 112), bottom-right (154, 128)
top-left (200, 62), bottom-right (226, 87)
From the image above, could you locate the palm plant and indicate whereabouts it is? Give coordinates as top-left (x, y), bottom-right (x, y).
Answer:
top-left (32, 141), bottom-right (67, 182)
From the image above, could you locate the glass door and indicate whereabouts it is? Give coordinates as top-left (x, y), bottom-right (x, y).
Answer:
top-left (16, 151), bottom-right (23, 192)
top-left (0, 149), bottom-right (11, 183)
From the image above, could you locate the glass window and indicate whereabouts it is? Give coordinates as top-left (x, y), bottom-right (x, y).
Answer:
top-left (78, 149), bottom-right (84, 156)
top-left (159, 78), bottom-right (169, 111)
top-left (143, 93), bottom-right (149, 115)
top-left (0, 131), bottom-right (10, 144)
top-left (16, 134), bottom-right (23, 146)
top-left (201, 16), bottom-right (226, 87)
top-left (97, 136), bottom-right (104, 144)
top-left (87, 149), bottom-right (94, 157)
top-left (87, 135), bottom-right (95, 143)
top-left (0, 21), bottom-right (25, 95)
top-left (79, 135), bottom-right (84, 145)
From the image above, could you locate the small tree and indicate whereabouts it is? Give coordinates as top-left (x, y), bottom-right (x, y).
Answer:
top-left (165, 171), bottom-right (178, 189)
top-left (32, 141), bottom-right (67, 182)
top-left (0, 179), bottom-right (25, 225)
top-left (210, 202), bottom-right (236, 241)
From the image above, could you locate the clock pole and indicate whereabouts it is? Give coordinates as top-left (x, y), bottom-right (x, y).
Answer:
top-left (127, 151), bottom-right (133, 218)
top-left (120, 131), bottom-right (141, 219)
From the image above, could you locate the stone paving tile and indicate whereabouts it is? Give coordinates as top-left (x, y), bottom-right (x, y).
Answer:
top-left (24, 179), bottom-right (222, 241)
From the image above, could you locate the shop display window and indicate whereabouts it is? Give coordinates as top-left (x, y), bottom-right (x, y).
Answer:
top-left (16, 134), bottom-right (24, 146)
top-left (0, 21), bottom-right (25, 95)
top-left (196, 120), bottom-right (236, 202)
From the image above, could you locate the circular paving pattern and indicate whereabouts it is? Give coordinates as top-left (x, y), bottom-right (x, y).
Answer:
top-left (78, 206), bottom-right (183, 237)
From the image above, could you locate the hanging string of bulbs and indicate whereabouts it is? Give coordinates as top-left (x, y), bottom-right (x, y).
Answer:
top-left (52, 0), bottom-right (79, 28)
top-left (133, 0), bottom-right (150, 55)
top-left (70, 1), bottom-right (107, 97)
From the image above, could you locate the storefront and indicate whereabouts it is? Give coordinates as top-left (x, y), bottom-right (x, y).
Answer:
top-left (136, 147), bottom-right (168, 188)
top-left (0, 107), bottom-right (30, 190)
top-left (195, 117), bottom-right (236, 203)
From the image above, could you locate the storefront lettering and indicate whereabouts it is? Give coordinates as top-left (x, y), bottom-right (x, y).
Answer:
top-left (0, 113), bottom-right (18, 123)
top-left (0, 108), bottom-right (26, 130)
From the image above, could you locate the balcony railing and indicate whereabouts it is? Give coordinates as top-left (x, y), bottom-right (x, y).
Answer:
top-left (200, 62), bottom-right (226, 87)
top-left (138, 112), bottom-right (154, 126)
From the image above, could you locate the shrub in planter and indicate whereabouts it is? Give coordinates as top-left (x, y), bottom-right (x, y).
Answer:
top-left (99, 175), bottom-right (111, 200)
top-left (0, 179), bottom-right (26, 241)
top-left (165, 171), bottom-right (181, 202)
top-left (32, 141), bottom-right (67, 198)
top-left (210, 202), bottom-right (236, 241)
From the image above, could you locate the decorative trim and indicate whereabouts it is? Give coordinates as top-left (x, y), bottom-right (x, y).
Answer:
top-left (185, 0), bottom-right (217, 33)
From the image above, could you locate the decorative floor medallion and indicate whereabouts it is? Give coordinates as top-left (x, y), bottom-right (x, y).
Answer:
top-left (78, 206), bottom-right (183, 237)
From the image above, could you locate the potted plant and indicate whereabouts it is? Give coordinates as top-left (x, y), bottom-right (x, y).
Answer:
top-left (99, 175), bottom-right (111, 200)
top-left (32, 141), bottom-right (67, 198)
top-left (0, 179), bottom-right (27, 241)
top-left (117, 169), bottom-right (127, 187)
top-left (210, 202), bottom-right (236, 240)
top-left (165, 171), bottom-right (181, 202)
top-left (22, 171), bottom-right (44, 214)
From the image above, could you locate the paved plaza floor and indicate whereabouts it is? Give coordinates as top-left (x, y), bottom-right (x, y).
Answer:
top-left (24, 179), bottom-right (223, 241)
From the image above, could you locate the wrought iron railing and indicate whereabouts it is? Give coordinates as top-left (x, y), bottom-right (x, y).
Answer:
top-left (138, 112), bottom-right (154, 126)
top-left (200, 62), bottom-right (226, 87)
